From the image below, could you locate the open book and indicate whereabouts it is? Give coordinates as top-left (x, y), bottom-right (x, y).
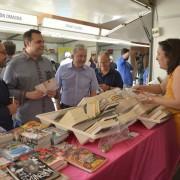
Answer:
top-left (138, 105), bottom-right (171, 123)
top-left (35, 78), bottom-right (58, 94)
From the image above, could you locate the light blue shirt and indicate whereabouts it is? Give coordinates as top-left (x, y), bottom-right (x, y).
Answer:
top-left (55, 62), bottom-right (98, 106)
top-left (116, 57), bottom-right (133, 87)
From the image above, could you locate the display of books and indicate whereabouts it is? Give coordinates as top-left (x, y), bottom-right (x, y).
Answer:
top-left (19, 129), bottom-right (51, 149)
top-left (56, 143), bottom-right (107, 173)
top-left (138, 105), bottom-right (171, 123)
top-left (32, 147), bottom-right (68, 171)
top-left (37, 88), bottom-right (171, 144)
top-left (11, 120), bottom-right (49, 141)
top-left (36, 107), bottom-right (75, 124)
top-left (0, 141), bottom-right (32, 161)
top-left (35, 78), bottom-right (58, 94)
top-left (7, 155), bottom-right (61, 180)
top-left (137, 105), bottom-right (171, 129)
top-left (42, 127), bottom-right (69, 145)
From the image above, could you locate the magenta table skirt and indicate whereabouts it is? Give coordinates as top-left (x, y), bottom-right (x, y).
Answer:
top-left (61, 120), bottom-right (180, 180)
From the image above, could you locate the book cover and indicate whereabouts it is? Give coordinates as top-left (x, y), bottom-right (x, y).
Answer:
top-left (0, 141), bottom-right (32, 161)
top-left (32, 147), bottom-right (67, 170)
top-left (7, 155), bottom-right (60, 180)
top-left (19, 129), bottom-right (51, 149)
top-left (56, 143), bottom-right (107, 172)
top-left (35, 78), bottom-right (58, 94)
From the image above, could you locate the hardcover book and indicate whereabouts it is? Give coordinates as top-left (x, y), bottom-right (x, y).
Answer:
top-left (7, 155), bottom-right (60, 180)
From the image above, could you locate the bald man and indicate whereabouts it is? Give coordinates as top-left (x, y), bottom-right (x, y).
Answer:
top-left (95, 52), bottom-right (123, 92)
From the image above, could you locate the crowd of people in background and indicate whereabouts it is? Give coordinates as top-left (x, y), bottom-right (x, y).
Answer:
top-left (0, 29), bottom-right (179, 146)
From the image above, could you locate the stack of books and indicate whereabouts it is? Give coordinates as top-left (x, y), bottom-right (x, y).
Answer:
top-left (12, 120), bottom-right (48, 141)
top-left (42, 127), bottom-right (69, 145)
top-left (19, 129), bottom-right (51, 149)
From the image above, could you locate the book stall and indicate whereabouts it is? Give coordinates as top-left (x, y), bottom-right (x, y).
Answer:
top-left (0, 88), bottom-right (176, 180)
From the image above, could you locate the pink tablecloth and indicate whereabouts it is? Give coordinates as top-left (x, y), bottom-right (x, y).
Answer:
top-left (61, 120), bottom-right (180, 180)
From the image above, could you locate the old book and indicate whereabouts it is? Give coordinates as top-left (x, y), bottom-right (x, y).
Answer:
top-left (7, 155), bottom-right (60, 180)
top-left (32, 147), bottom-right (68, 171)
top-left (64, 147), bottom-right (107, 172)
top-left (42, 127), bottom-right (69, 145)
top-left (59, 107), bottom-right (89, 128)
top-left (11, 121), bottom-right (48, 141)
top-left (56, 143), bottom-right (107, 173)
top-left (21, 120), bottom-right (48, 130)
top-left (86, 101), bottom-right (100, 118)
top-left (0, 141), bottom-right (32, 161)
top-left (35, 78), bottom-right (58, 94)
top-left (138, 106), bottom-right (171, 123)
top-left (19, 129), bottom-right (51, 149)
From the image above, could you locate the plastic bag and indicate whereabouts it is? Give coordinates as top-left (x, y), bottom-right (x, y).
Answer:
top-left (98, 127), bottom-right (138, 153)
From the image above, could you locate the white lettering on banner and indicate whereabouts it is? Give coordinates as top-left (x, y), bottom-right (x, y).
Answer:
top-left (43, 17), bottom-right (99, 35)
top-left (0, 9), bottom-right (37, 25)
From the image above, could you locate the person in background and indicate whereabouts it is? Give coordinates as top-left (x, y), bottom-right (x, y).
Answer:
top-left (3, 29), bottom-right (56, 125)
top-left (116, 48), bottom-right (133, 87)
top-left (51, 60), bottom-right (59, 72)
top-left (134, 38), bottom-right (180, 146)
top-left (143, 53), bottom-right (149, 85)
top-left (136, 52), bottom-right (144, 85)
top-left (95, 52), bottom-right (123, 91)
top-left (60, 51), bottom-right (72, 66)
top-left (89, 53), bottom-right (97, 69)
top-left (0, 42), bottom-right (18, 131)
top-left (109, 55), bottom-right (117, 70)
top-left (0, 41), bottom-right (16, 78)
top-left (55, 44), bottom-right (99, 108)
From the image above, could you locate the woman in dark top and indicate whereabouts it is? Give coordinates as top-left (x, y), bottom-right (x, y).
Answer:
top-left (0, 42), bottom-right (18, 131)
